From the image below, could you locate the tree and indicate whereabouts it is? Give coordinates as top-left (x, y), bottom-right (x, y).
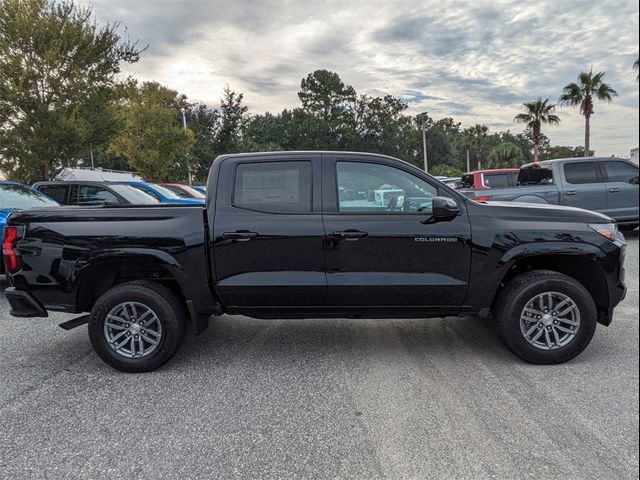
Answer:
top-left (109, 82), bottom-right (194, 181)
top-left (559, 69), bottom-right (617, 156)
top-left (0, 0), bottom-right (141, 182)
top-left (470, 124), bottom-right (488, 170)
top-left (635, 58), bottom-right (639, 82)
top-left (513, 98), bottom-right (560, 162)
top-left (488, 142), bottom-right (525, 168)
top-left (298, 70), bottom-right (357, 148)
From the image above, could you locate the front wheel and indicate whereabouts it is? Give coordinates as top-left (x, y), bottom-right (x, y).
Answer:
top-left (88, 281), bottom-right (186, 372)
top-left (494, 270), bottom-right (597, 364)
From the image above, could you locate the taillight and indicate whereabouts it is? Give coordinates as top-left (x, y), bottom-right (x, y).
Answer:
top-left (2, 226), bottom-right (20, 272)
top-left (474, 195), bottom-right (490, 202)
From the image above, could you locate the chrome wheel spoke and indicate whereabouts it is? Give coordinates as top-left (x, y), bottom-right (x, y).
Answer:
top-left (555, 324), bottom-right (575, 334)
top-left (140, 333), bottom-right (158, 346)
top-left (530, 327), bottom-right (545, 342)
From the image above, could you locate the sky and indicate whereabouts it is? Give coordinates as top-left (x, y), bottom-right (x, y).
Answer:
top-left (84, 0), bottom-right (639, 156)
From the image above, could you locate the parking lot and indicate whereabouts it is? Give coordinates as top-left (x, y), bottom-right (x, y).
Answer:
top-left (0, 231), bottom-right (637, 479)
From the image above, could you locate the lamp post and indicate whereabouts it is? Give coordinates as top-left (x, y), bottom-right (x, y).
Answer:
top-left (181, 107), bottom-right (193, 187)
top-left (419, 111), bottom-right (429, 173)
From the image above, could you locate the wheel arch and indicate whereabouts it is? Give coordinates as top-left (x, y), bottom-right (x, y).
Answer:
top-left (493, 251), bottom-right (610, 325)
top-left (74, 251), bottom-right (214, 333)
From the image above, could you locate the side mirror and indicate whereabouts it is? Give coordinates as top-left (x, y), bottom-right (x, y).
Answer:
top-left (432, 196), bottom-right (460, 218)
top-left (629, 176), bottom-right (639, 185)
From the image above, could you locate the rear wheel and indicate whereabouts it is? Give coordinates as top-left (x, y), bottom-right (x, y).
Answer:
top-left (494, 270), bottom-right (597, 364)
top-left (88, 281), bottom-right (186, 372)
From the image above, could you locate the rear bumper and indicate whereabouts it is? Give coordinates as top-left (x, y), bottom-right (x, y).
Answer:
top-left (4, 287), bottom-right (48, 317)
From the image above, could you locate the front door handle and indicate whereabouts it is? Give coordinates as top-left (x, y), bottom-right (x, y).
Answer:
top-left (565, 190), bottom-right (577, 196)
top-left (332, 230), bottom-right (368, 240)
top-left (608, 187), bottom-right (620, 193)
top-left (222, 231), bottom-right (258, 241)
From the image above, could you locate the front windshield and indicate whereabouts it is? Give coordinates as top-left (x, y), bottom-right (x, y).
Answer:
top-left (109, 184), bottom-right (159, 204)
top-left (0, 184), bottom-right (59, 209)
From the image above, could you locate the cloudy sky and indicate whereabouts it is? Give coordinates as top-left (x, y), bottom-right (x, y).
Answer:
top-left (85, 0), bottom-right (638, 156)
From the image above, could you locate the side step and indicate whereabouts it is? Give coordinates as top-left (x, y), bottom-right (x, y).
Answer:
top-left (58, 314), bottom-right (90, 331)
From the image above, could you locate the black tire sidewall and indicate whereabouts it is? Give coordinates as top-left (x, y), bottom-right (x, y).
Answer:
top-left (88, 283), bottom-right (185, 373)
top-left (498, 275), bottom-right (597, 364)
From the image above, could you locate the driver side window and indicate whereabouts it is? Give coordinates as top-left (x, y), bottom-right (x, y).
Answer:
top-left (336, 161), bottom-right (438, 214)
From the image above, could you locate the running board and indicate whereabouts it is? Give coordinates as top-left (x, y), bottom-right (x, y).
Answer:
top-left (58, 315), bottom-right (90, 331)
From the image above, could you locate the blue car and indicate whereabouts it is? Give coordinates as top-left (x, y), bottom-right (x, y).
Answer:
top-left (115, 182), bottom-right (204, 204)
top-left (1, 181), bottom-right (59, 272)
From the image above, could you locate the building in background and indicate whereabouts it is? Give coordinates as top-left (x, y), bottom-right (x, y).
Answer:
top-left (630, 147), bottom-right (639, 166)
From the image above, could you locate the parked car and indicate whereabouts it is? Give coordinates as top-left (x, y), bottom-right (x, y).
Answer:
top-left (459, 157), bottom-right (639, 230)
top-left (192, 185), bottom-right (207, 194)
top-left (117, 182), bottom-right (204, 204)
top-left (4, 151), bottom-right (627, 372)
top-left (33, 181), bottom-right (159, 206)
top-left (442, 177), bottom-right (463, 189)
top-left (159, 183), bottom-right (206, 199)
top-left (460, 168), bottom-right (520, 191)
top-left (1, 181), bottom-right (58, 273)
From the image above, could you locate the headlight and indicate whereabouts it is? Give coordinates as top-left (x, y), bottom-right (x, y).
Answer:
top-left (588, 223), bottom-right (618, 240)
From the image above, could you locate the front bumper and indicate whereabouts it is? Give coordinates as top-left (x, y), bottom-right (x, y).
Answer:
top-left (4, 287), bottom-right (48, 317)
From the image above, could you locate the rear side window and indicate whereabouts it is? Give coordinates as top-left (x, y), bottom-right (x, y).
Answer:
top-left (483, 174), bottom-right (509, 188)
top-left (234, 161), bottom-right (312, 213)
top-left (564, 162), bottom-right (599, 184)
top-left (603, 161), bottom-right (638, 183)
top-left (76, 185), bottom-right (119, 205)
top-left (38, 185), bottom-right (68, 204)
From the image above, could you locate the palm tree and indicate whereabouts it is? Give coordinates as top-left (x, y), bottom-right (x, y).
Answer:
top-left (471, 124), bottom-right (488, 170)
top-left (488, 142), bottom-right (525, 168)
top-left (513, 98), bottom-right (560, 162)
top-left (559, 69), bottom-right (617, 156)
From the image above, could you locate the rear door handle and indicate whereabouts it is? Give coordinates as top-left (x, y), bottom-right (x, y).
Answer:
top-left (608, 187), bottom-right (620, 193)
top-left (565, 190), bottom-right (577, 196)
top-left (332, 230), bottom-right (368, 240)
top-left (222, 231), bottom-right (258, 241)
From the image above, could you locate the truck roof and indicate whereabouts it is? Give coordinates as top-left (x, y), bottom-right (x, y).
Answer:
top-left (522, 156), bottom-right (628, 168)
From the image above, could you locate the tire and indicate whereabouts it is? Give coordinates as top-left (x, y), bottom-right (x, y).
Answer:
top-left (494, 270), bottom-right (597, 364)
top-left (88, 281), bottom-right (186, 373)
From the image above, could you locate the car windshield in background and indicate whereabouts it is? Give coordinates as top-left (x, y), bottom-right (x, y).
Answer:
top-left (180, 186), bottom-right (206, 198)
top-left (0, 184), bottom-right (59, 209)
top-left (149, 184), bottom-right (183, 199)
top-left (164, 185), bottom-right (206, 199)
top-left (109, 184), bottom-right (159, 204)
top-left (517, 164), bottom-right (554, 185)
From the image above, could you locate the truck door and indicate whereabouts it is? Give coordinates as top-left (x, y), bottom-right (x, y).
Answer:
top-left (212, 154), bottom-right (326, 308)
top-left (321, 155), bottom-right (472, 314)
top-left (560, 161), bottom-right (607, 214)
top-left (600, 160), bottom-right (639, 222)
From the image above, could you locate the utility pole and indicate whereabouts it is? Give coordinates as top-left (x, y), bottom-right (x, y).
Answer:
top-left (90, 147), bottom-right (95, 169)
top-left (181, 107), bottom-right (193, 186)
top-left (422, 125), bottom-right (428, 173)
top-left (466, 147), bottom-right (470, 172)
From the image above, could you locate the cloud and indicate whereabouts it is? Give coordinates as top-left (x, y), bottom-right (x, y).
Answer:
top-left (82, 0), bottom-right (639, 156)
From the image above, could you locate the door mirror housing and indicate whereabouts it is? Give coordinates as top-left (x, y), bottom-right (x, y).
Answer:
top-left (629, 176), bottom-right (639, 185)
top-left (432, 196), bottom-right (460, 218)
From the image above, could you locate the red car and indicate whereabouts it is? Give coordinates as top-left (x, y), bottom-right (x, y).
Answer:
top-left (159, 183), bottom-right (206, 199)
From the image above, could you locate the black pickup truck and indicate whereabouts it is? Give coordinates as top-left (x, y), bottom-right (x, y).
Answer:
top-left (3, 152), bottom-right (627, 372)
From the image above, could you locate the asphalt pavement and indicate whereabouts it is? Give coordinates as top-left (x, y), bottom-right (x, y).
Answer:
top-left (0, 232), bottom-right (638, 479)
